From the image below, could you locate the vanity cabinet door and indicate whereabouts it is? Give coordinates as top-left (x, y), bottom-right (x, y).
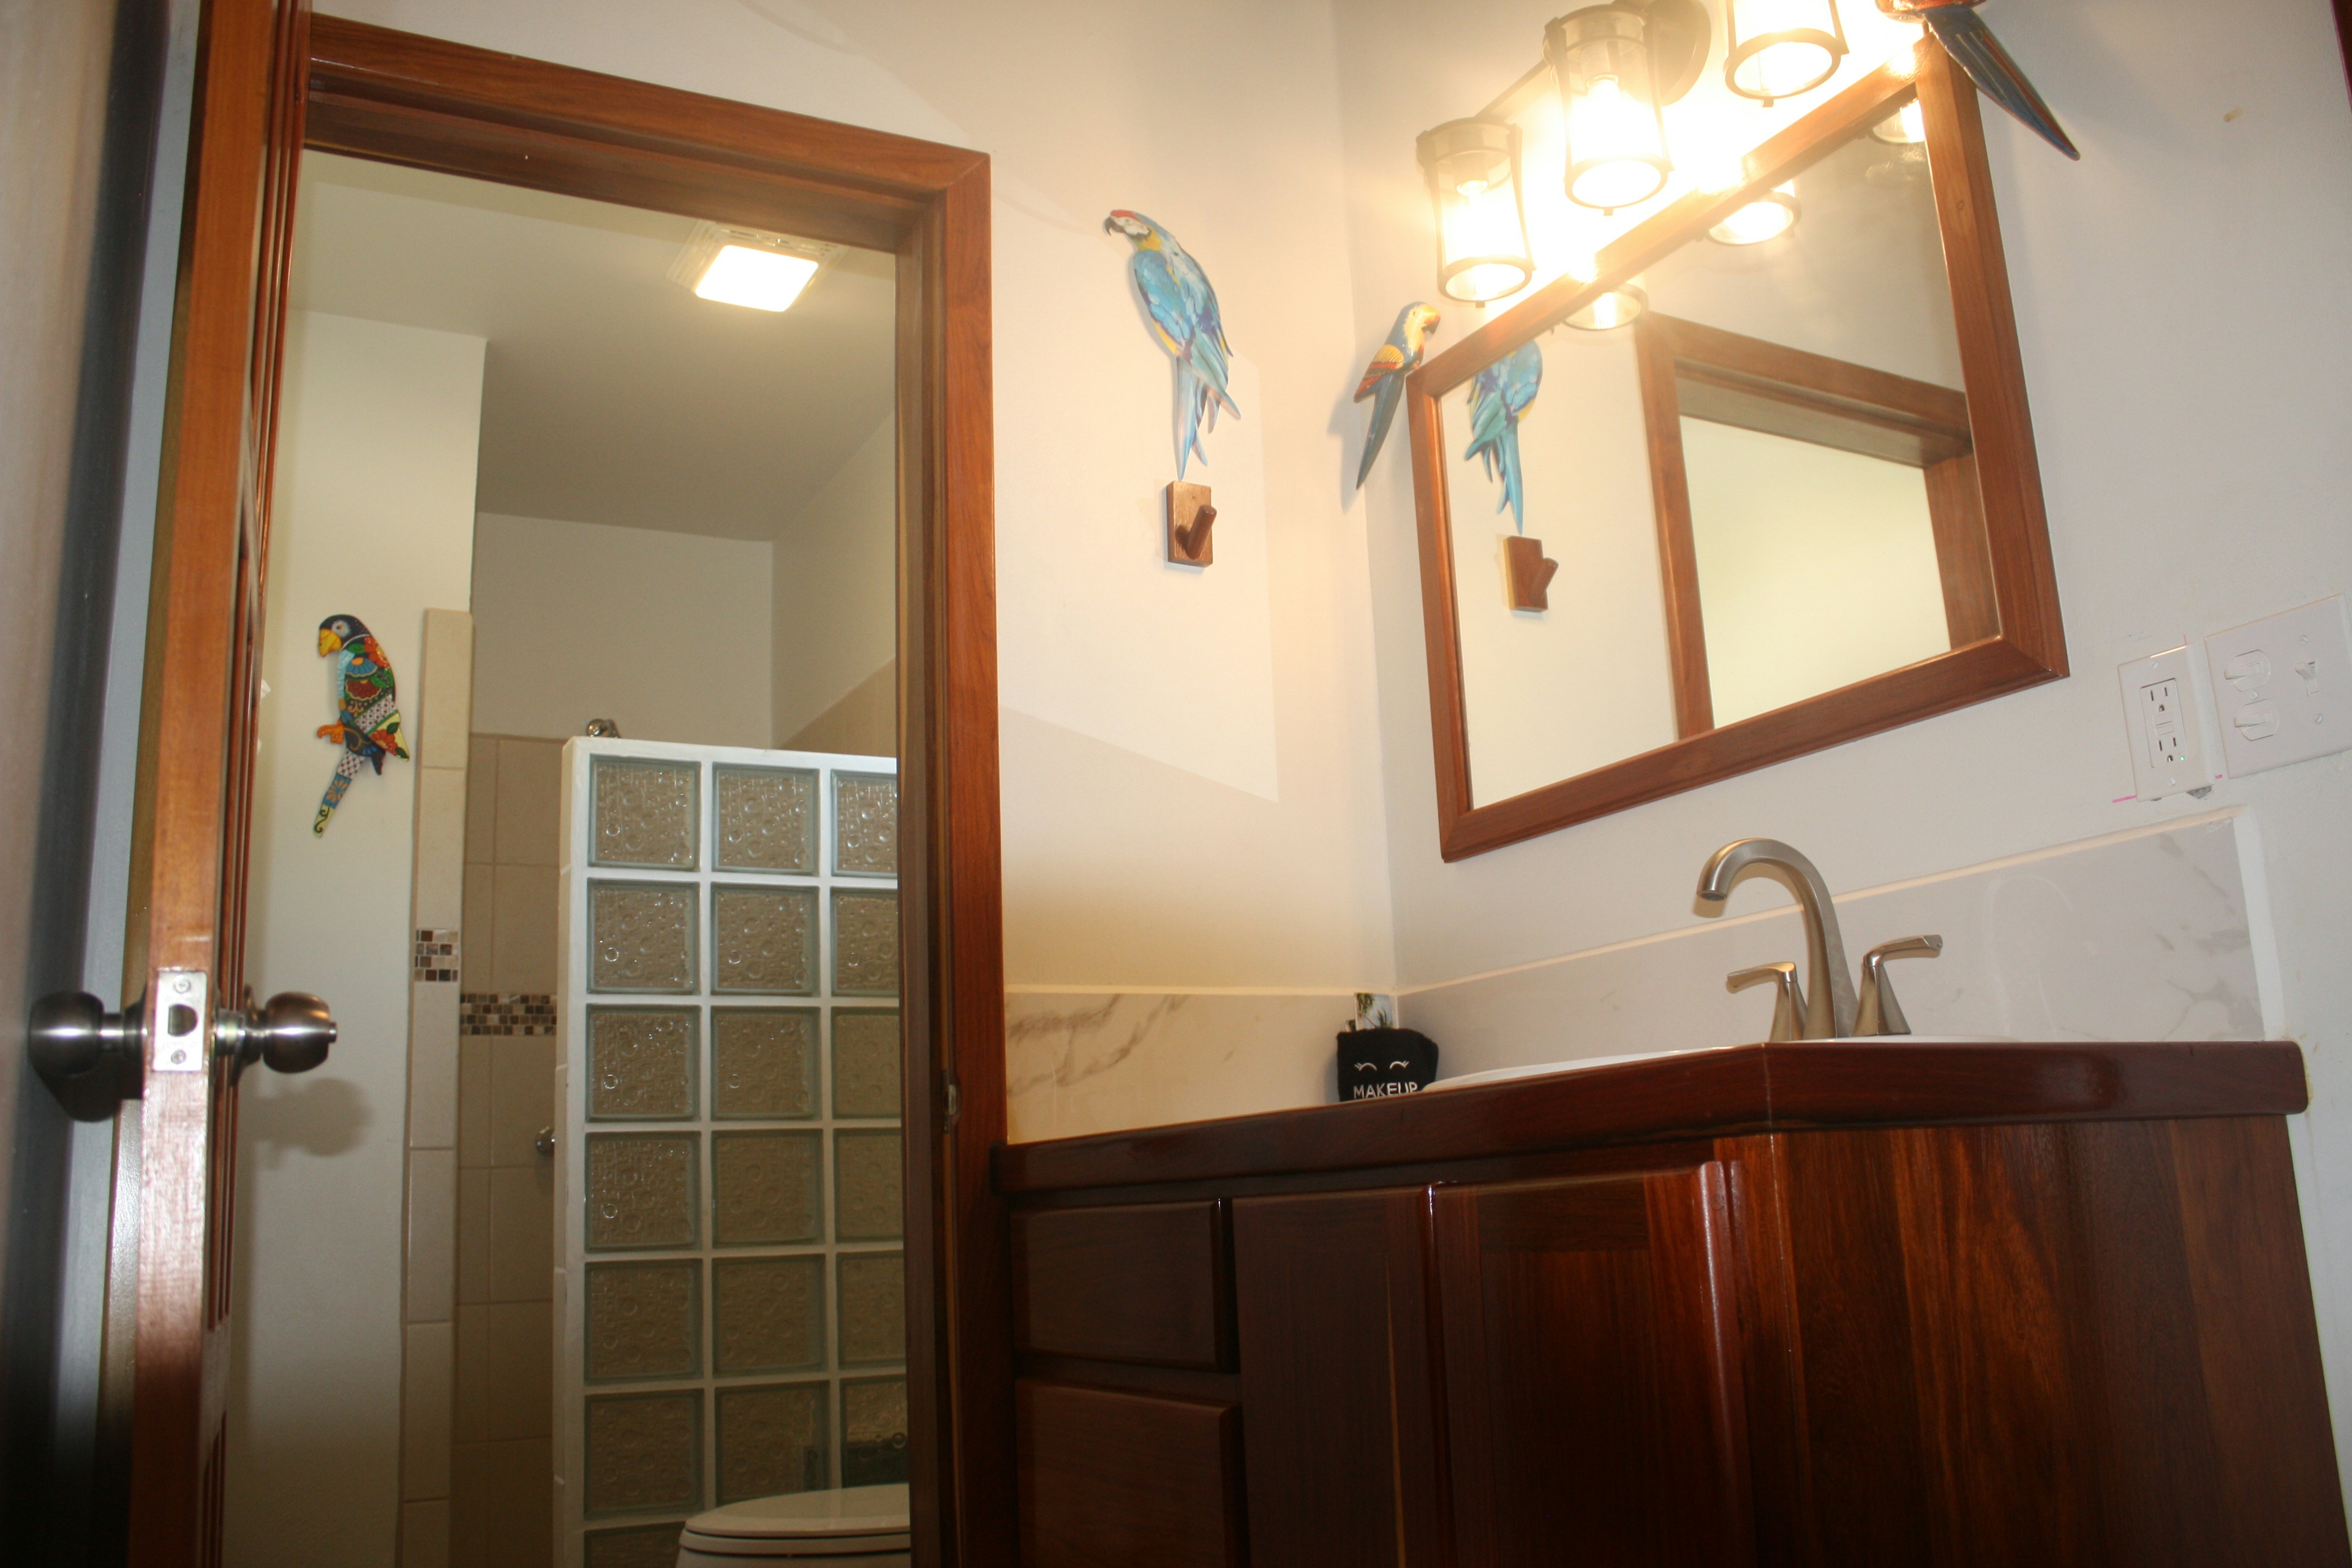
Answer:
top-left (1435, 1166), bottom-right (1752, 1567)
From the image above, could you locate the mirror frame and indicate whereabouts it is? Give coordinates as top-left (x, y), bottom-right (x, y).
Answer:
top-left (1406, 43), bottom-right (2064, 860)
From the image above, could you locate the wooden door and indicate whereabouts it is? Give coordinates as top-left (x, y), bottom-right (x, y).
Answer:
top-left (1433, 1166), bottom-right (1753, 1568)
top-left (123, 0), bottom-right (308, 1560)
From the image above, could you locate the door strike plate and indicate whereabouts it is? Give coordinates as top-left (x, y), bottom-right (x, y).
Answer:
top-left (153, 969), bottom-right (208, 1072)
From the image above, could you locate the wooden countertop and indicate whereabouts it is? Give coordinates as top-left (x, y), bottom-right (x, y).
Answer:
top-left (992, 1039), bottom-right (2307, 1195)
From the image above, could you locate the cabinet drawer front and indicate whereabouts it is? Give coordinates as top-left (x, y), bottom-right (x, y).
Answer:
top-left (1013, 1201), bottom-right (1234, 1369)
top-left (1016, 1379), bottom-right (1243, 1568)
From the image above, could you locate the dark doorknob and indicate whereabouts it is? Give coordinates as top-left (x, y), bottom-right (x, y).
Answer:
top-left (217, 991), bottom-right (337, 1080)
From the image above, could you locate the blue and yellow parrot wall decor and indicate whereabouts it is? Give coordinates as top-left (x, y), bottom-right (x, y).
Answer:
top-left (1466, 341), bottom-right (1543, 534)
top-left (1104, 209), bottom-right (1239, 477)
top-left (1878, 0), bottom-right (2078, 160)
top-left (314, 613), bottom-right (409, 835)
top-left (1354, 302), bottom-right (1442, 489)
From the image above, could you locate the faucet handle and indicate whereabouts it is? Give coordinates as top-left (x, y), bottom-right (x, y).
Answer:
top-left (1855, 935), bottom-right (1943, 1036)
top-left (1727, 962), bottom-right (1806, 1043)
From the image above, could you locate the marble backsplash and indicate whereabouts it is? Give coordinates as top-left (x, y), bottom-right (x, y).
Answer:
top-left (1003, 809), bottom-right (2276, 1145)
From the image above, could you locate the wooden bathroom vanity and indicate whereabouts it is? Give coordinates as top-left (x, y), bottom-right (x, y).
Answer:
top-left (993, 1041), bottom-right (2348, 1566)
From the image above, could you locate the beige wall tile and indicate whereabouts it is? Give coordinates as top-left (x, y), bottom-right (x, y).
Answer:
top-left (402, 1321), bottom-right (454, 1501)
top-left (453, 1303), bottom-right (490, 1446)
top-left (492, 864), bottom-right (559, 994)
top-left (401, 1498), bottom-right (451, 1568)
top-left (494, 739), bottom-right (561, 869)
top-left (461, 864), bottom-right (495, 990)
top-left (483, 1300), bottom-right (554, 1442)
top-left (410, 983), bottom-right (460, 1150)
top-left (488, 1163), bottom-right (555, 1304)
top-left (450, 1438), bottom-right (552, 1568)
top-left (407, 1148), bottom-right (456, 1324)
top-left (490, 1036), bottom-right (556, 1169)
top-left (415, 609), bottom-right (474, 771)
top-left (458, 1038), bottom-right (492, 1169)
top-left (413, 764), bottom-right (469, 930)
top-left (465, 737), bottom-right (498, 865)
top-left (456, 1167), bottom-right (491, 1306)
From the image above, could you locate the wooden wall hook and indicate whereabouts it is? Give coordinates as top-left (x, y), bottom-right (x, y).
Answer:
top-left (1167, 481), bottom-right (1215, 566)
top-left (1504, 534), bottom-right (1558, 611)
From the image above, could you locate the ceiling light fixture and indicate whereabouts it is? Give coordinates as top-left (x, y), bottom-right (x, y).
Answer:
top-left (668, 222), bottom-right (839, 312)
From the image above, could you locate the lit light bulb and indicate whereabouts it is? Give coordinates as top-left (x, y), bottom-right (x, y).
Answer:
top-left (1566, 281), bottom-right (1648, 331)
top-left (1708, 181), bottom-right (1799, 245)
top-left (1568, 75), bottom-right (1669, 212)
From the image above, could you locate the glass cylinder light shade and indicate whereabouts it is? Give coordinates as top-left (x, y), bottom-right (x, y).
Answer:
top-left (1547, 7), bottom-right (1674, 216)
top-left (1417, 118), bottom-right (1534, 305)
top-left (1724, 0), bottom-right (1848, 105)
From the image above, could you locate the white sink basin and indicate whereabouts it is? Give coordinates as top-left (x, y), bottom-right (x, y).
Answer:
top-left (1423, 1038), bottom-right (2017, 1093)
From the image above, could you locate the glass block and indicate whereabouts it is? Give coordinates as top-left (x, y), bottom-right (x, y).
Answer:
top-left (837, 1251), bottom-right (905, 1366)
top-left (712, 1130), bottom-right (822, 1246)
top-left (590, 755), bottom-right (699, 869)
top-left (834, 1129), bottom-right (902, 1242)
top-left (714, 765), bottom-right (816, 874)
top-left (589, 881), bottom-right (698, 994)
top-left (712, 884), bottom-right (816, 995)
top-left (831, 1010), bottom-right (900, 1120)
top-left (712, 1255), bottom-right (826, 1375)
top-left (583, 1389), bottom-right (702, 1517)
top-left (585, 1133), bottom-right (699, 1251)
top-left (833, 772), bottom-right (899, 877)
top-left (841, 1376), bottom-right (910, 1488)
top-left (584, 1261), bottom-right (700, 1383)
top-left (716, 1382), bottom-right (829, 1505)
top-left (710, 1008), bottom-right (818, 1120)
top-left (831, 891), bottom-right (900, 998)
top-left (586, 1524), bottom-right (693, 1568)
top-left (587, 1007), bottom-right (697, 1121)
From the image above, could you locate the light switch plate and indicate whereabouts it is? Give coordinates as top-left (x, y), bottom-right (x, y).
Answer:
top-left (2203, 595), bottom-right (2352, 777)
top-left (2116, 645), bottom-right (2212, 801)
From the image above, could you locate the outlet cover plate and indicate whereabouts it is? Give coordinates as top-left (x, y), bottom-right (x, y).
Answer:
top-left (2203, 595), bottom-right (2352, 777)
top-left (2116, 645), bottom-right (2212, 801)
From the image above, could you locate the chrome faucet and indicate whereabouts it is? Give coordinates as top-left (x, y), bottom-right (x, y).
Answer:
top-left (1697, 839), bottom-right (1856, 1039)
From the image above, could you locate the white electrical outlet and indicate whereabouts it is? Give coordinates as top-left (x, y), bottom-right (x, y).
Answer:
top-left (2116, 644), bottom-right (2213, 801)
top-left (2203, 595), bottom-right (2352, 777)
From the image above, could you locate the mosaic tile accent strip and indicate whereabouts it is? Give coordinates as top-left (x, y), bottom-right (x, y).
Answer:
top-left (717, 1382), bottom-right (829, 1505)
top-left (591, 755), bottom-right (701, 870)
top-left (831, 1009), bottom-right (900, 1120)
top-left (585, 1133), bottom-right (699, 1251)
top-left (584, 1260), bottom-right (701, 1384)
top-left (584, 1524), bottom-right (693, 1568)
top-left (710, 1008), bottom-right (818, 1120)
top-left (590, 881), bottom-right (699, 993)
top-left (712, 885), bottom-right (816, 995)
top-left (583, 1389), bottom-right (702, 1517)
top-left (831, 890), bottom-right (900, 998)
top-left (836, 1252), bottom-right (905, 1367)
top-left (587, 1008), bottom-right (698, 1121)
top-left (413, 928), bottom-right (459, 983)
top-left (841, 1376), bottom-right (910, 1488)
top-left (714, 765), bottom-right (817, 875)
top-left (712, 1131), bottom-right (823, 1246)
top-left (461, 993), bottom-right (556, 1036)
top-left (834, 1130), bottom-right (903, 1242)
top-left (832, 772), bottom-right (898, 878)
top-left (712, 1255), bottom-right (826, 1376)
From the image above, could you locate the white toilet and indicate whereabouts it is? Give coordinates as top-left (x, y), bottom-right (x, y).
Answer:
top-left (676, 1483), bottom-right (910, 1566)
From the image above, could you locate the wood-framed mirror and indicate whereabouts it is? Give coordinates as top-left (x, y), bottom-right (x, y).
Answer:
top-left (1407, 42), bottom-right (2063, 859)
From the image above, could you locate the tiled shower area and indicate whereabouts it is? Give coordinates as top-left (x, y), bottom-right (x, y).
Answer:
top-left (556, 742), bottom-right (905, 1567)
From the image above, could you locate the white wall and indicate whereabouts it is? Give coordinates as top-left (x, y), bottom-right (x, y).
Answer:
top-left (472, 511), bottom-right (772, 747)
top-left (234, 311), bottom-right (484, 1566)
top-left (772, 415), bottom-right (895, 742)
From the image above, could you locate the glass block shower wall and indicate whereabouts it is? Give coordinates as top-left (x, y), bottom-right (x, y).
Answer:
top-left (553, 741), bottom-right (903, 1568)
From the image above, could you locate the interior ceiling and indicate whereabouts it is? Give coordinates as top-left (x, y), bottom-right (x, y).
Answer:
top-left (290, 152), bottom-right (897, 541)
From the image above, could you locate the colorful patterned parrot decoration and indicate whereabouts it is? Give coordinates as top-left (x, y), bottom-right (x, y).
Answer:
top-left (1354, 302), bottom-right (1442, 489)
top-left (1103, 210), bottom-right (1240, 478)
top-left (313, 613), bottom-right (408, 834)
top-left (1877, 0), bottom-right (2078, 160)
top-left (1465, 341), bottom-right (1543, 533)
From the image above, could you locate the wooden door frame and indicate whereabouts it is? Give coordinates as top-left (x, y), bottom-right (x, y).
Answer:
top-left (138, 10), bottom-right (1009, 1563)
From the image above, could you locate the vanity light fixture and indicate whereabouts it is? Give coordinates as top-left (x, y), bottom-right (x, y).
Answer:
top-left (1417, 118), bottom-right (1536, 304)
top-left (668, 221), bottom-right (839, 312)
top-left (1871, 100), bottom-right (1929, 144)
top-left (1547, 5), bottom-right (1679, 214)
top-left (1708, 180), bottom-right (1800, 244)
top-left (1723, 0), bottom-right (1849, 106)
top-left (1566, 279), bottom-right (1648, 330)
